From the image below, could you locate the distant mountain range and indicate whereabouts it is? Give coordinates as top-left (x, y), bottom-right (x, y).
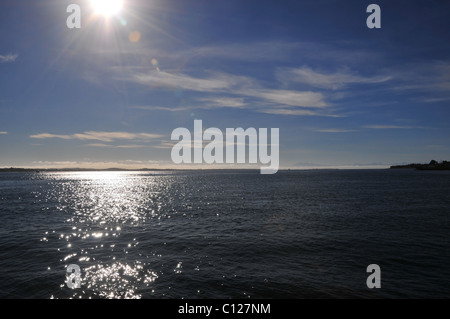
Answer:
top-left (390, 160), bottom-right (450, 170)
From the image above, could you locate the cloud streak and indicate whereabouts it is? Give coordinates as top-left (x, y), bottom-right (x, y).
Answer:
top-left (259, 109), bottom-right (338, 117)
top-left (131, 105), bottom-right (193, 112)
top-left (30, 131), bottom-right (164, 142)
top-left (0, 131), bottom-right (8, 134)
top-left (363, 125), bottom-right (429, 129)
top-left (86, 143), bottom-right (150, 149)
top-left (100, 42), bottom-right (450, 119)
top-left (128, 71), bottom-right (251, 93)
top-left (117, 68), bottom-right (329, 110)
top-left (245, 89), bottom-right (327, 107)
top-left (132, 97), bottom-right (248, 112)
top-left (0, 54), bottom-right (18, 63)
top-left (196, 97), bottom-right (247, 108)
top-left (315, 129), bottom-right (357, 133)
top-left (277, 67), bottom-right (391, 90)
top-left (389, 61), bottom-right (450, 93)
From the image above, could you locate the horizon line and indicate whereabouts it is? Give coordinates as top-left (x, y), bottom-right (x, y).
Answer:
top-left (0, 166), bottom-right (393, 171)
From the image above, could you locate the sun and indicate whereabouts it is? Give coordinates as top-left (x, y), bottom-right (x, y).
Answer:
top-left (91, 0), bottom-right (124, 17)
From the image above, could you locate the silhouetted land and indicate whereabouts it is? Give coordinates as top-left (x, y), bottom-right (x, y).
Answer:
top-left (390, 160), bottom-right (450, 170)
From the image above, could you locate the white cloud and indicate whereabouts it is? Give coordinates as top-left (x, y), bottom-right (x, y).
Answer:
top-left (128, 71), bottom-right (252, 93)
top-left (132, 90), bottom-right (327, 111)
top-left (0, 54), bottom-right (18, 63)
top-left (30, 133), bottom-right (72, 140)
top-left (30, 131), bottom-right (164, 142)
top-left (245, 89), bottom-right (328, 108)
top-left (0, 131), bottom-right (8, 134)
top-left (277, 67), bottom-right (391, 90)
top-left (117, 67), bottom-right (329, 109)
top-left (196, 97), bottom-right (247, 108)
top-left (133, 104), bottom-right (335, 116)
top-left (104, 42), bottom-right (400, 116)
top-left (153, 141), bottom-right (177, 149)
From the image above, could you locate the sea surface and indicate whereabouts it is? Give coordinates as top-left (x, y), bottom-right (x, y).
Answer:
top-left (0, 169), bottom-right (449, 299)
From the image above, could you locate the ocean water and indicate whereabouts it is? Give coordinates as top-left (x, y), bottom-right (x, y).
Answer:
top-left (0, 169), bottom-right (449, 299)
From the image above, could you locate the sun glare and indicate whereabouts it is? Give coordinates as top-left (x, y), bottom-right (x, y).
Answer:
top-left (91, 0), bottom-right (124, 17)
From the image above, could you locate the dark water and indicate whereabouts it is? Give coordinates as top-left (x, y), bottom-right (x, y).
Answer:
top-left (0, 170), bottom-right (449, 299)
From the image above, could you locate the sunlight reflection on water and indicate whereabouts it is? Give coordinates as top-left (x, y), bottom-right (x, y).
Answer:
top-left (43, 172), bottom-right (172, 299)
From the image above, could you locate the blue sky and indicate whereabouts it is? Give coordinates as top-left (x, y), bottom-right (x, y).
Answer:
top-left (1, 0), bottom-right (449, 169)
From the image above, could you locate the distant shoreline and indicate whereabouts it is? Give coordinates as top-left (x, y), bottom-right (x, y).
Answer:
top-left (0, 168), bottom-right (173, 173)
top-left (6, 163), bottom-right (450, 173)
top-left (390, 160), bottom-right (450, 170)
top-left (0, 167), bottom-right (392, 173)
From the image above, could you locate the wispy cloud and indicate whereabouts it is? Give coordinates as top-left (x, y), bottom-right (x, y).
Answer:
top-left (259, 109), bottom-right (338, 117)
top-left (389, 61), bottom-right (450, 93)
top-left (315, 129), bottom-right (357, 133)
top-left (153, 141), bottom-right (177, 149)
top-left (30, 131), bottom-right (164, 142)
top-left (117, 68), bottom-right (330, 110)
top-left (0, 54), bottom-right (18, 63)
top-left (421, 97), bottom-right (450, 103)
top-left (244, 89), bottom-right (328, 108)
top-left (0, 131), bottom-right (8, 134)
top-left (132, 97), bottom-right (248, 112)
top-left (182, 41), bottom-right (379, 65)
top-left (127, 71), bottom-right (252, 93)
top-left (86, 143), bottom-right (150, 149)
top-left (277, 66), bottom-right (391, 90)
top-left (363, 125), bottom-right (428, 129)
top-left (98, 41), bottom-right (403, 116)
top-left (131, 105), bottom-right (192, 112)
top-left (92, 41), bottom-right (378, 68)
top-left (196, 97), bottom-right (247, 108)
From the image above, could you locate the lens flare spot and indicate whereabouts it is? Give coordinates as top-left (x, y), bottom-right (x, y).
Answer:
top-left (151, 58), bottom-right (160, 71)
top-left (129, 31), bottom-right (141, 43)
